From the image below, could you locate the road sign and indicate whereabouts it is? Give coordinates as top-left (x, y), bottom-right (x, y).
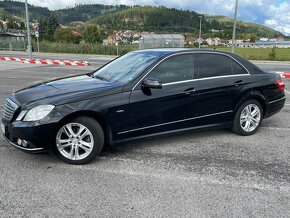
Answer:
top-left (34, 25), bottom-right (39, 33)
top-left (35, 32), bottom-right (39, 38)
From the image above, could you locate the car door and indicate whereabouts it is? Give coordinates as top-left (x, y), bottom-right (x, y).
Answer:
top-left (114, 54), bottom-right (198, 140)
top-left (194, 52), bottom-right (250, 126)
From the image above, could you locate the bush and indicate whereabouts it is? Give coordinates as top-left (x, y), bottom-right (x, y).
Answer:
top-left (268, 47), bottom-right (276, 60)
top-left (38, 41), bottom-right (137, 55)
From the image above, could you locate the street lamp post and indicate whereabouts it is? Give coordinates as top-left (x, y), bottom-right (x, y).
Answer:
top-left (198, 15), bottom-right (202, 48)
top-left (231, 0), bottom-right (239, 53)
top-left (25, 0), bottom-right (32, 60)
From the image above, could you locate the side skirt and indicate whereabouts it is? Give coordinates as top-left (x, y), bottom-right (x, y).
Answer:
top-left (112, 122), bottom-right (232, 145)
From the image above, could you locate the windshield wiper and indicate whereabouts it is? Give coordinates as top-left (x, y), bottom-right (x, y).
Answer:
top-left (93, 75), bottom-right (110, 82)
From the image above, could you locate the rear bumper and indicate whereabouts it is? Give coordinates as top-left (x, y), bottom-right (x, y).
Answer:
top-left (265, 96), bottom-right (286, 118)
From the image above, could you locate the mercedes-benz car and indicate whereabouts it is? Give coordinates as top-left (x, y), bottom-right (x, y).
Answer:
top-left (1, 49), bottom-right (286, 164)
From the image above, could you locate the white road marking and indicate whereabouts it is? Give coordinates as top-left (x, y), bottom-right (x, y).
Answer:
top-left (284, 89), bottom-right (290, 95)
top-left (62, 161), bottom-right (290, 193)
top-left (261, 126), bottom-right (290, 131)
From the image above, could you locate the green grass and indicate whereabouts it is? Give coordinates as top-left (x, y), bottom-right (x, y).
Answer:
top-left (37, 41), bottom-right (138, 56)
top-left (35, 41), bottom-right (290, 61)
top-left (215, 47), bottom-right (290, 61)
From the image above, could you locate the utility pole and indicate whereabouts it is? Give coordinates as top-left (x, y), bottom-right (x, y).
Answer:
top-left (198, 15), bottom-right (202, 48)
top-left (25, 0), bottom-right (32, 60)
top-left (232, 0), bottom-right (239, 53)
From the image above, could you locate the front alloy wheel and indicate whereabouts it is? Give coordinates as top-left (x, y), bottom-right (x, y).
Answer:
top-left (232, 100), bottom-right (263, 136)
top-left (55, 116), bottom-right (104, 164)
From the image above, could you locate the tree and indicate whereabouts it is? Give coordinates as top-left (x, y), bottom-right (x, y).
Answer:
top-left (54, 27), bottom-right (81, 44)
top-left (48, 13), bottom-right (59, 35)
top-left (20, 21), bottom-right (25, 30)
top-left (250, 33), bottom-right (257, 42)
top-left (83, 24), bottom-right (101, 43)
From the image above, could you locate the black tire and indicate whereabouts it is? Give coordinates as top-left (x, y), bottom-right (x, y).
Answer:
top-left (232, 99), bottom-right (263, 136)
top-left (55, 116), bottom-right (104, 164)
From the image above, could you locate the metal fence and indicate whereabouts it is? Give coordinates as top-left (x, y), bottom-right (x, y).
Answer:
top-left (0, 30), bottom-right (27, 51)
top-left (139, 34), bottom-right (185, 49)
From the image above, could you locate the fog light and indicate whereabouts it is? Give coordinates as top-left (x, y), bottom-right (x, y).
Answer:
top-left (22, 140), bottom-right (28, 147)
top-left (17, 138), bottom-right (22, 146)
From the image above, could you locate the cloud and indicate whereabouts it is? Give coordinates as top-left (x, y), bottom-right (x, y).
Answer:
top-left (22, 0), bottom-right (290, 35)
top-left (265, 2), bottom-right (290, 36)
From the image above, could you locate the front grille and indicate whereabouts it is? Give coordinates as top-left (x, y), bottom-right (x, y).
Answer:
top-left (3, 98), bottom-right (19, 121)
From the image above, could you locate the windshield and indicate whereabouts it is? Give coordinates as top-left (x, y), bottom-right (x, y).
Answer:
top-left (92, 52), bottom-right (161, 83)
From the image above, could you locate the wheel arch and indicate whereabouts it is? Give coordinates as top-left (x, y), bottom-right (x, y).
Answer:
top-left (55, 110), bottom-right (113, 146)
top-left (234, 91), bottom-right (267, 117)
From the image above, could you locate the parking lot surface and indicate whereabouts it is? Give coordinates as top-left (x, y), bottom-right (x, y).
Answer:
top-left (0, 58), bottom-right (290, 217)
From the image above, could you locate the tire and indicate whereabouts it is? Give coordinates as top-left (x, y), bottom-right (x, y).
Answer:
top-left (232, 99), bottom-right (263, 136)
top-left (55, 116), bottom-right (104, 164)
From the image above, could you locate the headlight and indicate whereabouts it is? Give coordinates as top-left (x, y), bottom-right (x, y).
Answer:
top-left (22, 105), bottom-right (55, 121)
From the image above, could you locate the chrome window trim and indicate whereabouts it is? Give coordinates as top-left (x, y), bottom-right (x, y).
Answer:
top-left (162, 79), bottom-right (198, 86)
top-left (268, 96), bottom-right (286, 104)
top-left (117, 110), bottom-right (233, 135)
top-left (132, 51), bottom-right (250, 91)
top-left (198, 74), bottom-right (250, 81)
top-left (162, 74), bottom-right (250, 86)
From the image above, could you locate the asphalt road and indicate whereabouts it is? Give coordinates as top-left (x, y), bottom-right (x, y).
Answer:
top-left (0, 58), bottom-right (290, 217)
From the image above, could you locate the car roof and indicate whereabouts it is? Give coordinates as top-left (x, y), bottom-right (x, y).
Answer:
top-left (132, 48), bottom-right (264, 74)
top-left (134, 48), bottom-right (234, 56)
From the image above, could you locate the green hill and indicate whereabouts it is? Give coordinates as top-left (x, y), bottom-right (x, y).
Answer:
top-left (0, 0), bottom-right (50, 20)
top-left (0, 1), bottom-right (284, 38)
top-left (54, 4), bottom-right (129, 23)
top-left (91, 6), bottom-right (283, 38)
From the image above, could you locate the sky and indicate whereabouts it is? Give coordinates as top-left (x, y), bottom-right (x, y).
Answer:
top-left (23, 0), bottom-right (290, 36)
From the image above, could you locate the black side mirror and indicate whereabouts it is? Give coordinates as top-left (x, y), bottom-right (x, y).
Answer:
top-left (141, 77), bottom-right (162, 89)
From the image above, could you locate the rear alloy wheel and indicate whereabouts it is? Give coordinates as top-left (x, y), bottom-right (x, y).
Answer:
top-left (55, 116), bottom-right (104, 164)
top-left (232, 100), bottom-right (263, 136)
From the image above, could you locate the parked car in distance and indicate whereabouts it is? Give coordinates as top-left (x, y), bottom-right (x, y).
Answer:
top-left (1, 49), bottom-right (286, 164)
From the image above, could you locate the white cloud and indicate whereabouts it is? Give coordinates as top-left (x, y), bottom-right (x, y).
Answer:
top-left (22, 0), bottom-right (290, 35)
top-left (265, 2), bottom-right (290, 36)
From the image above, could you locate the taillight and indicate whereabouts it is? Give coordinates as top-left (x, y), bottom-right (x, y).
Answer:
top-left (276, 79), bottom-right (285, 92)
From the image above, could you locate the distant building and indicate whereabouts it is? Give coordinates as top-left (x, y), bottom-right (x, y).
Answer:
top-left (206, 37), bottom-right (221, 46)
top-left (139, 34), bottom-right (185, 49)
top-left (185, 37), bottom-right (196, 45)
top-left (239, 40), bottom-right (290, 48)
top-left (0, 29), bottom-right (26, 51)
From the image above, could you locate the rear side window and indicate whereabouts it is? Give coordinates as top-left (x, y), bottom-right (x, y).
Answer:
top-left (149, 54), bottom-right (194, 84)
top-left (196, 54), bottom-right (232, 79)
top-left (231, 60), bottom-right (248, 75)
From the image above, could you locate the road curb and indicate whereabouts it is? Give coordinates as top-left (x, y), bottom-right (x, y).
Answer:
top-left (0, 56), bottom-right (92, 66)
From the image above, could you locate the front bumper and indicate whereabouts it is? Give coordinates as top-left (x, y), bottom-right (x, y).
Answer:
top-left (1, 119), bottom-right (57, 153)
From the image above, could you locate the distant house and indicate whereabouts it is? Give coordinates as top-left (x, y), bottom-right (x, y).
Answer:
top-left (185, 37), bottom-right (196, 45)
top-left (206, 37), bottom-right (221, 46)
top-left (107, 35), bottom-right (115, 45)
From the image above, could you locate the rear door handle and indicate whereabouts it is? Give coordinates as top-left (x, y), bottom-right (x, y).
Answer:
top-left (234, 80), bottom-right (243, 85)
top-left (182, 88), bottom-right (196, 95)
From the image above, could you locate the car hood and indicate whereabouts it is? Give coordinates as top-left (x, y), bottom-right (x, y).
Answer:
top-left (13, 75), bottom-right (123, 107)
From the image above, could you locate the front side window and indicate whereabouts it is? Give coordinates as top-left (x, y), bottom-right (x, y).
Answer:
top-left (93, 51), bottom-right (161, 83)
top-left (196, 54), bottom-right (232, 79)
top-left (148, 54), bottom-right (194, 84)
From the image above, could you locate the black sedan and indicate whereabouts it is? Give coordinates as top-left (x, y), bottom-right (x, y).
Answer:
top-left (1, 49), bottom-right (286, 164)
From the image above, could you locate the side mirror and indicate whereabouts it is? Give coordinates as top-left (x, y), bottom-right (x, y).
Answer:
top-left (141, 77), bottom-right (162, 89)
